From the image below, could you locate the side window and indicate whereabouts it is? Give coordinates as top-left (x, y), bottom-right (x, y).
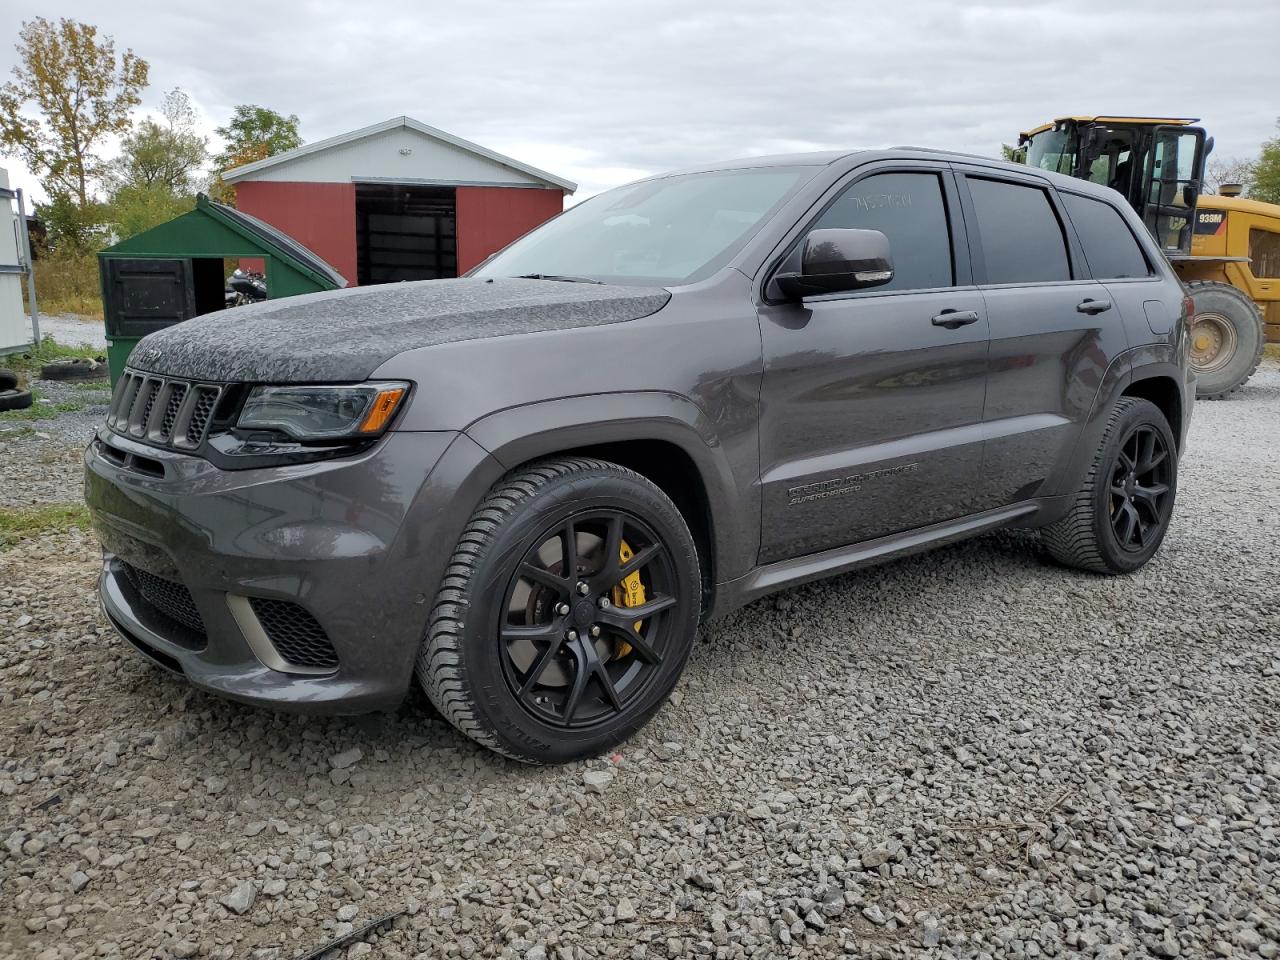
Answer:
top-left (1062, 193), bottom-right (1152, 279)
top-left (966, 177), bottom-right (1071, 284)
top-left (1249, 228), bottom-right (1280, 280)
top-left (813, 172), bottom-right (953, 291)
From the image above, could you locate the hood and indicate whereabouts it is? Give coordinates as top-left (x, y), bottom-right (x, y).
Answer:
top-left (126, 277), bottom-right (671, 383)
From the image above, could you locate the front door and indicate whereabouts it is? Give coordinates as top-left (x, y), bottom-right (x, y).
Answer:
top-left (757, 167), bottom-right (990, 564)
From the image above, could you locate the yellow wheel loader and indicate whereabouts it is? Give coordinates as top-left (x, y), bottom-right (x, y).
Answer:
top-left (1017, 117), bottom-right (1279, 398)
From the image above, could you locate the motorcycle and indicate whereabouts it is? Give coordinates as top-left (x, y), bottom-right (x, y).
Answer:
top-left (224, 269), bottom-right (268, 308)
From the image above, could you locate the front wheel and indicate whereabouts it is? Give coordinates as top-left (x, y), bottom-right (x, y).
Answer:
top-left (1041, 397), bottom-right (1177, 574)
top-left (417, 457), bottom-right (701, 763)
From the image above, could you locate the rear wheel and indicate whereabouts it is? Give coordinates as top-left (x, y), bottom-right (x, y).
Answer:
top-left (1041, 397), bottom-right (1177, 574)
top-left (417, 457), bottom-right (701, 763)
top-left (1186, 280), bottom-right (1264, 400)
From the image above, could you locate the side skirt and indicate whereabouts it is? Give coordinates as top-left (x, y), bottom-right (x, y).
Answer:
top-left (710, 501), bottom-right (1042, 618)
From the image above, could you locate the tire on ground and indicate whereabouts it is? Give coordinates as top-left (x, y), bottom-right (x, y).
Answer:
top-left (416, 456), bottom-right (701, 764)
top-left (1041, 397), bottom-right (1177, 575)
top-left (0, 369), bottom-right (17, 391)
top-left (40, 357), bottom-right (108, 381)
top-left (0, 388), bottom-right (33, 411)
top-left (1186, 280), bottom-right (1264, 400)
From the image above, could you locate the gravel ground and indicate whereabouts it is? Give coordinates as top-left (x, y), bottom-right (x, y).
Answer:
top-left (26, 314), bottom-right (108, 350)
top-left (1, 362), bottom-right (1277, 960)
top-left (0, 377), bottom-right (113, 507)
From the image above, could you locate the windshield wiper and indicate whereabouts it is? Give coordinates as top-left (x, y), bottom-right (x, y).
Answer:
top-left (514, 273), bottom-right (603, 284)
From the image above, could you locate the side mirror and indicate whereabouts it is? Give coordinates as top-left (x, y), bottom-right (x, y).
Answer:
top-left (776, 228), bottom-right (894, 299)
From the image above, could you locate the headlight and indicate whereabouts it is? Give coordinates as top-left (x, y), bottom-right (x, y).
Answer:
top-left (237, 382), bottom-right (409, 441)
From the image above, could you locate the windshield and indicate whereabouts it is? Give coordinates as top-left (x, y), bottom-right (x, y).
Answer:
top-left (1025, 128), bottom-right (1079, 175)
top-left (473, 167), bottom-right (815, 286)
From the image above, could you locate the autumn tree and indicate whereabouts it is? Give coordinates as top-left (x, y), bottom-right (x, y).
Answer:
top-left (110, 87), bottom-right (208, 193)
top-left (208, 105), bottom-right (302, 203)
top-left (0, 18), bottom-right (149, 206)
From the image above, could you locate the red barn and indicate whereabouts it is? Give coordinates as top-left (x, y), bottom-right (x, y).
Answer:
top-left (224, 116), bottom-right (575, 285)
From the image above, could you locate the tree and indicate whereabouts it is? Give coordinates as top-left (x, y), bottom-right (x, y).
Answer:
top-left (1206, 156), bottom-right (1256, 195)
top-left (0, 18), bottom-right (149, 207)
top-left (106, 183), bottom-right (195, 240)
top-left (110, 87), bottom-right (208, 193)
top-left (1252, 120), bottom-right (1280, 205)
top-left (209, 105), bottom-right (302, 203)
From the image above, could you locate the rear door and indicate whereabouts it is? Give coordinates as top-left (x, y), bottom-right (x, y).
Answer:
top-left (756, 163), bottom-right (990, 564)
top-left (953, 168), bottom-right (1117, 511)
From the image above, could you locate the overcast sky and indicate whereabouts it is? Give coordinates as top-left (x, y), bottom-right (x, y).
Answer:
top-left (2, 0), bottom-right (1277, 204)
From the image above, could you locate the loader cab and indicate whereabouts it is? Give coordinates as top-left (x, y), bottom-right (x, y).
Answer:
top-left (1019, 117), bottom-right (1209, 257)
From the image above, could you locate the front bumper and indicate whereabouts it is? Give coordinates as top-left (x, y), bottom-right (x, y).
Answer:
top-left (85, 426), bottom-right (501, 714)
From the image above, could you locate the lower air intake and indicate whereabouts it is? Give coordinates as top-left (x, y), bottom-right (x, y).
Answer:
top-left (248, 598), bottom-right (339, 671)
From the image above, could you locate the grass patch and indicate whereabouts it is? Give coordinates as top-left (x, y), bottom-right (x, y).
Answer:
top-left (27, 251), bottom-right (103, 320)
top-left (0, 425), bottom-right (35, 440)
top-left (0, 337), bottom-right (105, 382)
top-left (1265, 343), bottom-right (1279, 361)
top-left (0, 503), bottom-right (92, 551)
top-left (0, 390), bottom-right (86, 422)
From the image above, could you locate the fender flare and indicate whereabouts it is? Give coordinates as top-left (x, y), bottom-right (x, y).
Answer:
top-left (462, 390), bottom-right (756, 585)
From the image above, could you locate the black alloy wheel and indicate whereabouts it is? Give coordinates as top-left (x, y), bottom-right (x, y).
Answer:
top-left (1107, 423), bottom-right (1173, 553)
top-left (499, 510), bottom-right (678, 729)
top-left (1041, 396), bottom-right (1178, 575)
top-left (418, 457), bottom-right (701, 763)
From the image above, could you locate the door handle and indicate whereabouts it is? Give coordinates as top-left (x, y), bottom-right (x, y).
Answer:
top-left (931, 309), bottom-right (980, 329)
top-left (1077, 298), bottom-right (1113, 315)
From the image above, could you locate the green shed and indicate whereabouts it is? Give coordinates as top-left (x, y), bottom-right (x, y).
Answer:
top-left (98, 194), bottom-right (347, 383)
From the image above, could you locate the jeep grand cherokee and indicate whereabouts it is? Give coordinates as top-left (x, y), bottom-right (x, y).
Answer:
top-left (85, 148), bottom-right (1193, 762)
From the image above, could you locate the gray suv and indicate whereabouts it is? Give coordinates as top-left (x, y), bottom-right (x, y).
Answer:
top-left (85, 148), bottom-right (1193, 763)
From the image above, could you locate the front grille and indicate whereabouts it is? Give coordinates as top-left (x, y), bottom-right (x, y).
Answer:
top-left (249, 598), bottom-right (339, 670)
top-left (122, 563), bottom-right (206, 636)
top-left (107, 370), bottom-right (223, 450)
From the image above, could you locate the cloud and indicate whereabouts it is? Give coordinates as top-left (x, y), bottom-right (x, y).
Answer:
top-left (1, 0), bottom-right (1276, 203)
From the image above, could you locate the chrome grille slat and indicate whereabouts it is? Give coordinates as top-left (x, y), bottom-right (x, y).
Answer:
top-left (108, 368), bottom-right (222, 452)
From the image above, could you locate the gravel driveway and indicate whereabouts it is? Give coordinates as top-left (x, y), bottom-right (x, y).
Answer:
top-left (1, 363), bottom-right (1277, 960)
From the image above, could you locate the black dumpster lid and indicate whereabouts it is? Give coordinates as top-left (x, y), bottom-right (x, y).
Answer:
top-left (202, 197), bottom-right (347, 289)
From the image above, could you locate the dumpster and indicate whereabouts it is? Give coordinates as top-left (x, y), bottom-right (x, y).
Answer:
top-left (98, 194), bottom-right (346, 384)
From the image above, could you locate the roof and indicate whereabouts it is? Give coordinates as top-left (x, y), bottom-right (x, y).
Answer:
top-left (1020, 116), bottom-right (1200, 139)
top-left (1195, 193), bottom-right (1280, 219)
top-left (222, 116), bottom-right (576, 192)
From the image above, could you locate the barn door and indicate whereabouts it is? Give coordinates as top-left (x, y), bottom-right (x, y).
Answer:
top-left (103, 258), bottom-right (197, 339)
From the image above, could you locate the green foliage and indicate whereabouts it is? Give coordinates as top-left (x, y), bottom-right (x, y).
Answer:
top-left (0, 17), bottom-right (149, 205)
top-left (1252, 120), bottom-right (1280, 206)
top-left (110, 87), bottom-right (208, 194)
top-left (34, 191), bottom-right (110, 253)
top-left (106, 183), bottom-right (195, 241)
top-left (214, 105), bottom-right (301, 168)
top-left (0, 503), bottom-right (92, 551)
top-left (210, 105), bottom-right (302, 204)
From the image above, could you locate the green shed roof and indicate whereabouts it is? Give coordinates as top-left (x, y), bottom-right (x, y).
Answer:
top-left (102, 194), bottom-right (347, 290)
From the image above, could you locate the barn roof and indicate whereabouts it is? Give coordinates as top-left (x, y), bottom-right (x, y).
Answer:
top-left (221, 116), bottom-right (576, 193)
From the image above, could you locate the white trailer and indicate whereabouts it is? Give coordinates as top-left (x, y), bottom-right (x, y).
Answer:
top-left (0, 166), bottom-right (38, 353)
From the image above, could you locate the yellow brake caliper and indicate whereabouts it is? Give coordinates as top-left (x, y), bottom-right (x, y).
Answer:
top-left (610, 540), bottom-right (645, 659)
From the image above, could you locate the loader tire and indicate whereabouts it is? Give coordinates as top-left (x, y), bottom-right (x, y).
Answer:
top-left (1186, 280), bottom-right (1264, 400)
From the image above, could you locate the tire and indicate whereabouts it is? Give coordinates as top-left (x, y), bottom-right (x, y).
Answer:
top-left (417, 457), bottom-right (701, 763)
top-left (0, 369), bottom-right (17, 391)
top-left (1186, 280), bottom-right (1264, 400)
top-left (0, 388), bottom-right (33, 411)
top-left (1041, 397), bottom-right (1177, 575)
top-left (40, 357), bottom-right (108, 381)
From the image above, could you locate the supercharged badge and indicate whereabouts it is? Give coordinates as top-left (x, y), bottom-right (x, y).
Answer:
top-left (787, 462), bottom-right (919, 505)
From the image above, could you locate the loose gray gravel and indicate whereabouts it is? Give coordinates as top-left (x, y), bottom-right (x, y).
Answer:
top-left (1, 362), bottom-right (1277, 960)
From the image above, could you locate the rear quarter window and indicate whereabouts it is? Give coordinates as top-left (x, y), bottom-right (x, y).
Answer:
top-left (1062, 193), bottom-right (1152, 279)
